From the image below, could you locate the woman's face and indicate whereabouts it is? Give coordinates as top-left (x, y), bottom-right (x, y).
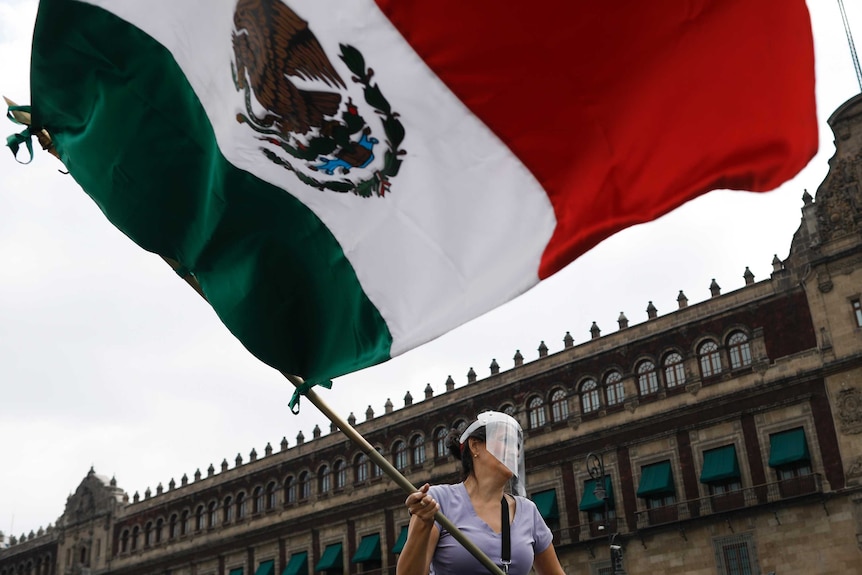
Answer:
top-left (474, 438), bottom-right (514, 479)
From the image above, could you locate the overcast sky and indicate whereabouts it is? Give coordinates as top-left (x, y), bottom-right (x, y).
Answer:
top-left (1, 0), bottom-right (861, 540)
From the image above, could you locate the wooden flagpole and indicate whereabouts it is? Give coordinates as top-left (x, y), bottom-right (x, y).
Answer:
top-left (4, 102), bottom-right (505, 575)
top-left (277, 371), bottom-right (506, 575)
top-left (160, 259), bottom-right (507, 575)
top-left (161, 259), bottom-right (507, 575)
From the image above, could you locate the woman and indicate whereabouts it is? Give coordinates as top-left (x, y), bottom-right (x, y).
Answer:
top-left (397, 411), bottom-right (565, 575)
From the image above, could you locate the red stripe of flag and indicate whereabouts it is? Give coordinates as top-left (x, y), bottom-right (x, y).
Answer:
top-left (374, 0), bottom-right (817, 278)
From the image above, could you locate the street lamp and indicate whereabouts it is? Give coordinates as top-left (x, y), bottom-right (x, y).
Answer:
top-left (586, 452), bottom-right (622, 575)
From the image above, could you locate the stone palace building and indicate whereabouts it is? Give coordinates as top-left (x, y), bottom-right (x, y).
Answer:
top-left (3, 94), bottom-right (862, 575)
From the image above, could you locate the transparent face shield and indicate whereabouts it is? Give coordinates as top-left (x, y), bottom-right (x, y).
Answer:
top-left (460, 411), bottom-right (526, 496)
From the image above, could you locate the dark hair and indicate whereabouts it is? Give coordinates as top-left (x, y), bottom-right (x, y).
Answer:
top-left (445, 425), bottom-right (486, 481)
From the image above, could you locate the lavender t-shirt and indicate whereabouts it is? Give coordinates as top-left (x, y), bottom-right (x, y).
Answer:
top-left (428, 483), bottom-right (553, 575)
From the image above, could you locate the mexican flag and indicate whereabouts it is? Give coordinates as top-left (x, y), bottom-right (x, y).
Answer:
top-left (26, 0), bottom-right (817, 384)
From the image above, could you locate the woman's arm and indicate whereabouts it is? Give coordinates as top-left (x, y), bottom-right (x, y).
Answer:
top-left (396, 484), bottom-right (440, 575)
top-left (533, 543), bottom-right (566, 575)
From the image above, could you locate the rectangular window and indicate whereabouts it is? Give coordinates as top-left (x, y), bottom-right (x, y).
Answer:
top-left (853, 299), bottom-right (862, 327)
top-left (531, 488), bottom-right (561, 537)
top-left (709, 480), bottom-right (742, 496)
top-left (700, 444), bottom-right (744, 509)
top-left (593, 563), bottom-right (612, 575)
top-left (777, 462), bottom-right (812, 481)
top-left (588, 508), bottom-right (616, 529)
top-left (714, 533), bottom-right (758, 575)
top-left (591, 556), bottom-right (625, 574)
top-left (768, 427), bottom-right (814, 498)
top-left (646, 493), bottom-right (676, 509)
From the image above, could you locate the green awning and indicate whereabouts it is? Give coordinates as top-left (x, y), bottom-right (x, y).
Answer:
top-left (769, 428), bottom-right (810, 467)
top-left (579, 476), bottom-right (614, 511)
top-left (315, 543), bottom-right (343, 572)
top-left (531, 489), bottom-right (559, 520)
top-left (254, 561), bottom-right (274, 575)
top-left (637, 461), bottom-right (675, 497)
top-left (229, 568), bottom-right (243, 575)
top-left (351, 534), bottom-right (381, 563)
top-left (700, 445), bottom-right (741, 483)
top-left (391, 526), bottom-right (409, 554)
top-left (281, 552), bottom-right (307, 575)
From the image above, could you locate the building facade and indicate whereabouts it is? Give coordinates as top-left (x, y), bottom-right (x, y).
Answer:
top-left (3, 96), bottom-right (862, 575)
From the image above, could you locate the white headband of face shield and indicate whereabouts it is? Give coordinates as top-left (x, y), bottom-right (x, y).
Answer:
top-left (459, 411), bottom-right (526, 496)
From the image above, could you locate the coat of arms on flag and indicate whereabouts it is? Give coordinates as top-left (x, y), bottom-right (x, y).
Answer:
top-left (232, 0), bottom-right (405, 198)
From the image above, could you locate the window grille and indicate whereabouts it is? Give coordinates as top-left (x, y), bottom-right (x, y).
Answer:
top-left (713, 532), bottom-right (758, 575)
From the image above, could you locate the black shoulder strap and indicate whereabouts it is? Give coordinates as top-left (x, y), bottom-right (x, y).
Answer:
top-left (501, 496), bottom-right (511, 572)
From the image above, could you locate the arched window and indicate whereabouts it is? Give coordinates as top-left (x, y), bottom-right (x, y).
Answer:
top-left (434, 427), bottom-right (448, 459)
top-left (253, 486), bottom-right (264, 513)
top-left (580, 379), bottom-right (600, 414)
top-left (319, 464), bottom-right (331, 493)
top-left (121, 530), bottom-right (129, 553)
top-left (208, 501), bottom-right (218, 527)
top-left (197, 503), bottom-right (207, 530)
top-left (334, 460), bottom-right (347, 489)
top-left (393, 440), bottom-right (408, 470)
top-left (131, 526), bottom-right (139, 551)
top-left (727, 331), bottom-right (752, 369)
top-left (144, 522), bottom-right (152, 547)
top-left (180, 511), bottom-right (189, 536)
top-left (411, 434), bottom-right (426, 465)
top-left (527, 396), bottom-right (546, 428)
top-left (663, 352), bottom-right (685, 388)
top-left (605, 371), bottom-right (624, 406)
top-left (168, 514), bottom-right (177, 539)
top-left (550, 389), bottom-right (568, 421)
top-left (285, 476), bottom-right (297, 504)
top-left (155, 518), bottom-right (163, 543)
top-left (699, 340), bottom-right (722, 377)
top-left (236, 491), bottom-right (247, 519)
top-left (501, 404), bottom-right (517, 417)
top-left (222, 497), bottom-right (233, 524)
top-left (266, 481), bottom-right (277, 510)
top-left (299, 471), bottom-right (311, 499)
top-left (354, 453), bottom-right (369, 483)
top-left (637, 360), bottom-right (659, 395)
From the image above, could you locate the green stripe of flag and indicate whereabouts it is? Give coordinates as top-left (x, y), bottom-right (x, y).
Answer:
top-left (30, 0), bottom-right (392, 383)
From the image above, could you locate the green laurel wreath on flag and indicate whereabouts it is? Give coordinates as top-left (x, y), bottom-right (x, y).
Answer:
top-left (261, 43), bottom-right (406, 198)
